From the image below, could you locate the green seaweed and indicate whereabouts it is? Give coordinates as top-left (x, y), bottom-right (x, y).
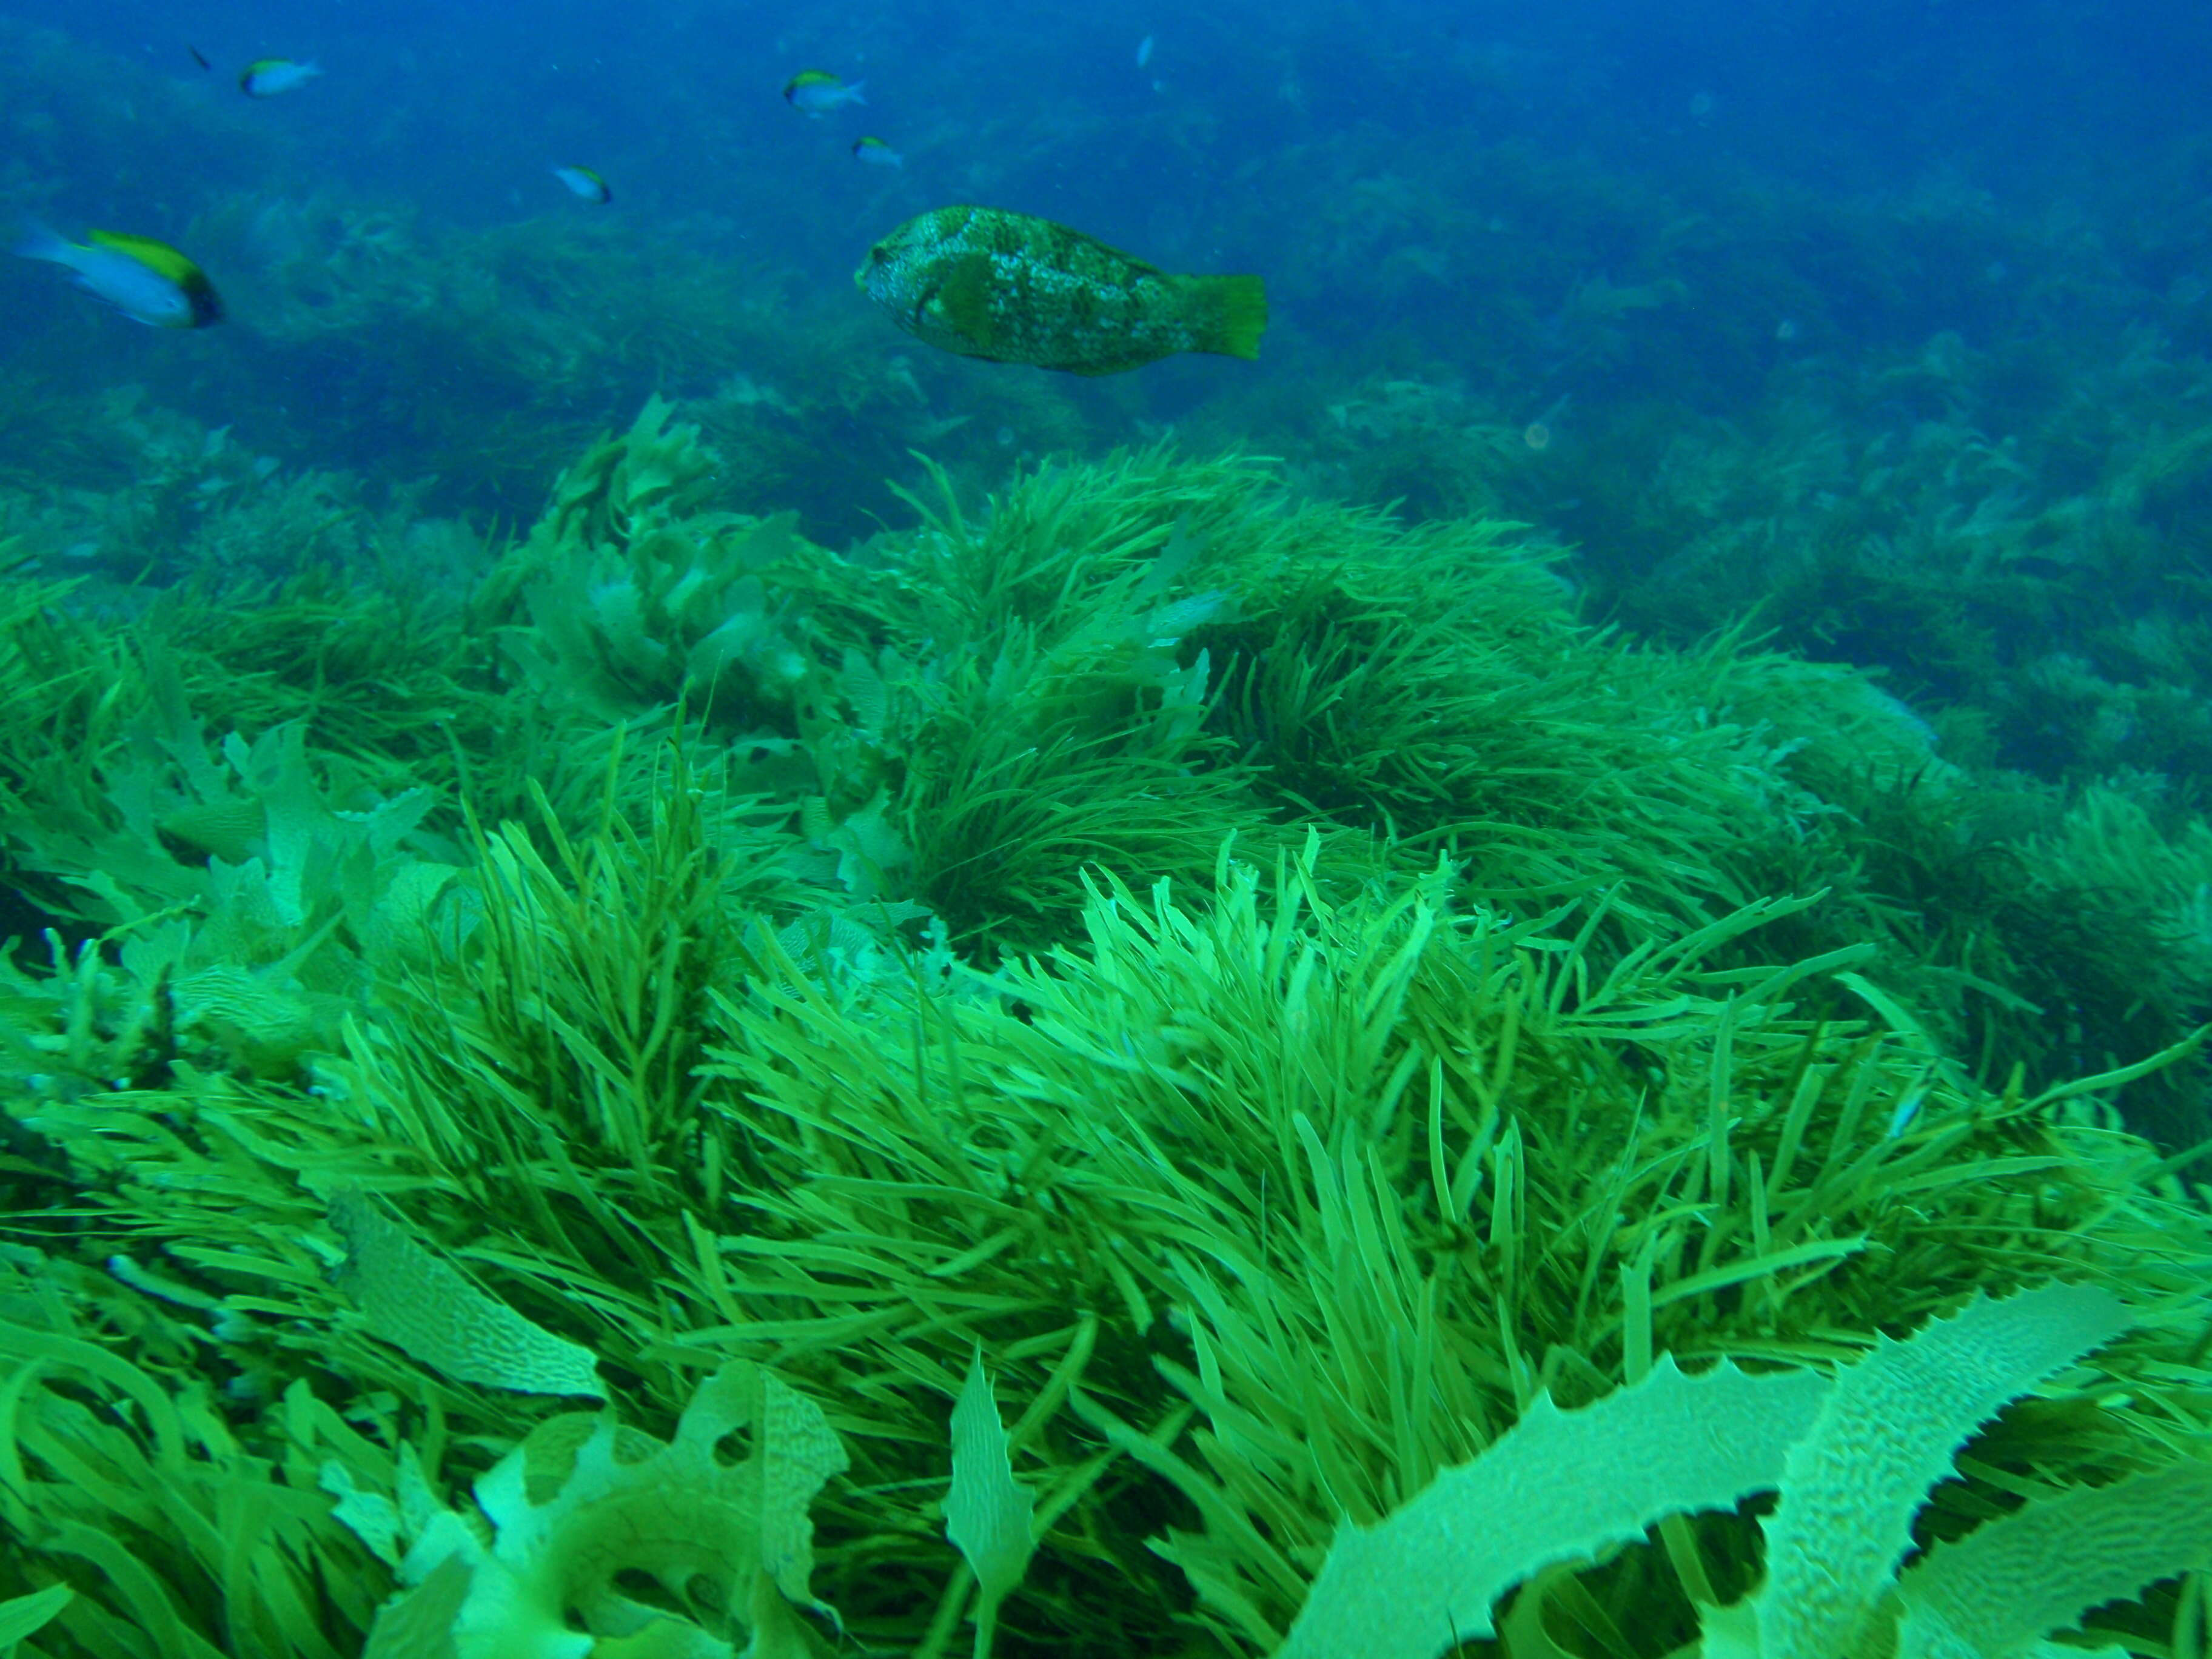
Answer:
top-left (0, 434), bottom-right (2209, 1659)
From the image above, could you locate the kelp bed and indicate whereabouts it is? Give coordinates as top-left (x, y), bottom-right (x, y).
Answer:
top-left (1, 409), bottom-right (2211, 1658)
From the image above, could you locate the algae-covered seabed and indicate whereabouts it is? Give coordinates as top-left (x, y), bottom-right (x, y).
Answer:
top-left (2, 407), bottom-right (2211, 1659)
top-left (6, 21), bottom-right (2212, 1659)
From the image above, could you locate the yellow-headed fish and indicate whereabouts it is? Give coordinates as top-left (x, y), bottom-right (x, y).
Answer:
top-left (551, 164), bottom-right (613, 204)
top-left (239, 58), bottom-right (322, 96)
top-left (12, 222), bottom-right (223, 328)
top-left (783, 70), bottom-right (863, 116)
top-left (855, 205), bottom-right (1265, 375)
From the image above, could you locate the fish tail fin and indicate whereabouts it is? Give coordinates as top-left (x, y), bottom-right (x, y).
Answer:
top-left (11, 219), bottom-right (72, 267)
top-left (1185, 273), bottom-right (1268, 361)
top-left (849, 81), bottom-right (866, 103)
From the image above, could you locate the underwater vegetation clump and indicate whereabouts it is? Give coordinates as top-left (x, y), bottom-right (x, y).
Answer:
top-left (1, 424), bottom-right (2211, 1657)
top-left (5, 823), bottom-right (2212, 1658)
top-left (481, 397), bottom-right (853, 746)
top-left (179, 201), bottom-right (812, 504)
top-left (0, 688), bottom-right (460, 1089)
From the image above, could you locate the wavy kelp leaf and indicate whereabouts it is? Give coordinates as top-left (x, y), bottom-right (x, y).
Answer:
top-left (946, 1350), bottom-right (1037, 1657)
top-left (1750, 1282), bottom-right (2133, 1659)
top-left (367, 1362), bottom-right (848, 1659)
top-left (1893, 1461), bottom-right (2212, 1659)
top-left (754, 1368), bottom-right (848, 1612)
top-left (1277, 1355), bottom-right (1832, 1659)
top-left (1, 647), bottom-right (458, 1087)
top-left (0, 1582), bottom-right (73, 1644)
top-left (362, 1554), bottom-right (474, 1659)
top-left (327, 1193), bottom-right (603, 1399)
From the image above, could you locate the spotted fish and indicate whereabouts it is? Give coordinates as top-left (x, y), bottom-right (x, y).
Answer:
top-left (855, 205), bottom-right (1267, 375)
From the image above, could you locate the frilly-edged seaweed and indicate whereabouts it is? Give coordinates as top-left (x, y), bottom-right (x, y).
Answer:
top-left (1272, 1282), bottom-right (2199, 1659)
top-left (2, 438), bottom-right (2212, 1659)
top-left (0, 649), bottom-right (460, 1091)
top-left (2, 26), bottom-right (2212, 1649)
top-left (354, 1361), bottom-right (846, 1658)
top-left (942, 836), bottom-right (2211, 1652)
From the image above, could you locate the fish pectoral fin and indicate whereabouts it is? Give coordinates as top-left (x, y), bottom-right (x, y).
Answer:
top-left (934, 254), bottom-right (1000, 347)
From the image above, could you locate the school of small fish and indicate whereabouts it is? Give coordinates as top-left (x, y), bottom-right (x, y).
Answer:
top-left (13, 31), bottom-right (1265, 374)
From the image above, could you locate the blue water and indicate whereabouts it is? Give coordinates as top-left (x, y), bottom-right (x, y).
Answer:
top-left (4, 0), bottom-right (2210, 591)
top-left (13, 1), bottom-right (2204, 310)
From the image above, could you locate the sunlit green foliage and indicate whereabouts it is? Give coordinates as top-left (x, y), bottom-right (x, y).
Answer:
top-left (0, 426), bottom-right (2209, 1659)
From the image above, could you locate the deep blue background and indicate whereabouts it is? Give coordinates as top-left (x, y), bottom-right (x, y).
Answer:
top-left (11, 0), bottom-right (2206, 253)
top-left (5, 0), bottom-right (2210, 541)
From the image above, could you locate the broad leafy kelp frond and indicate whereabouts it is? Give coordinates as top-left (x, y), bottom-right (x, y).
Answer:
top-left (473, 394), bottom-right (738, 621)
top-left (358, 1360), bottom-right (848, 1658)
top-left (506, 502), bottom-right (836, 731)
top-left (7, 425), bottom-right (2212, 1659)
top-left (1273, 1283), bottom-right (2212, 1659)
top-left (683, 830), bottom-right (2212, 1655)
top-left (4, 817), bottom-right (2210, 1657)
top-left (482, 398), bottom-right (897, 820)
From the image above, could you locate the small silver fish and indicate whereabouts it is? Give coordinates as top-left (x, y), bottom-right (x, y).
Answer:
top-left (783, 69), bottom-right (864, 116)
top-left (551, 165), bottom-right (613, 204)
top-left (239, 58), bottom-right (322, 97)
top-left (850, 135), bottom-right (903, 168)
